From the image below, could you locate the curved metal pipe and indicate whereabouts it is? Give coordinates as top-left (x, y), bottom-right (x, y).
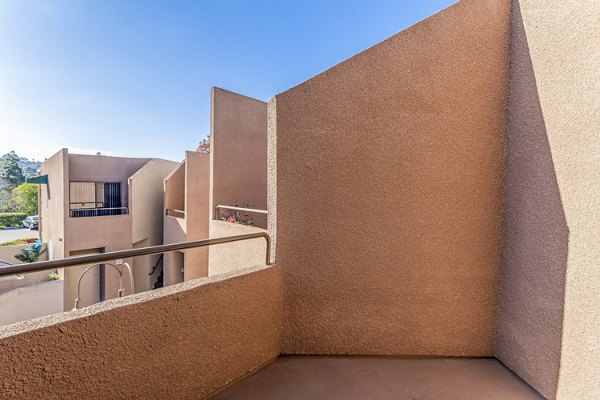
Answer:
top-left (73, 262), bottom-right (135, 310)
top-left (123, 262), bottom-right (134, 295)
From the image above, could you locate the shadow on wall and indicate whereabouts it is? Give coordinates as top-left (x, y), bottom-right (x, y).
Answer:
top-left (496, 1), bottom-right (568, 399)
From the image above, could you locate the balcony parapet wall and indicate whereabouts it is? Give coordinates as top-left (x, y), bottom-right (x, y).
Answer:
top-left (0, 264), bottom-right (282, 399)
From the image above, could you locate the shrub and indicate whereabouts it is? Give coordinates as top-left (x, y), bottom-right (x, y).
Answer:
top-left (0, 212), bottom-right (27, 227)
top-left (0, 238), bottom-right (37, 246)
top-left (14, 240), bottom-right (43, 263)
top-left (220, 204), bottom-right (255, 226)
top-left (48, 272), bottom-right (60, 281)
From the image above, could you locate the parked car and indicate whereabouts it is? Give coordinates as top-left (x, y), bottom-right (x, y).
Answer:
top-left (22, 215), bottom-right (39, 230)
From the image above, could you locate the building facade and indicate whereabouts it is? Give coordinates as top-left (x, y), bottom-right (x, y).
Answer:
top-left (1, 1), bottom-right (598, 399)
top-left (163, 87), bottom-right (269, 285)
top-left (39, 149), bottom-right (178, 309)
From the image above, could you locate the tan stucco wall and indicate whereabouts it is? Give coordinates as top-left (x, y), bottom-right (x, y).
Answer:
top-left (130, 159), bottom-right (179, 245)
top-left (15, 2), bottom-right (598, 398)
top-left (184, 151), bottom-right (210, 280)
top-left (0, 280), bottom-right (63, 326)
top-left (63, 214), bottom-right (133, 309)
top-left (496, 1), bottom-right (566, 398)
top-left (163, 216), bottom-right (186, 286)
top-left (68, 154), bottom-right (150, 210)
top-left (208, 220), bottom-right (268, 276)
top-left (272, 0), bottom-right (510, 356)
top-left (41, 149), bottom-right (139, 309)
top-left (163, 152), bottom-right (210, 284)
top-left (497, 1), bottom-right (600, 399)
top-left (210, 87), bottom-right (268, 228)
top-left (39, 148), bottom-right (67, 262)
top-left (41, 150), bottom-right (176, 309)
top-left (164, 161), bottom-right (185, 213)
top-left (266, 98), bottom-right (277, 263)
top-left (129, 159), bottom-right (179, 292)
top-left (0, 265), bottom-right (283, 400)
top-left (163, 161), bottom-right (187, 286)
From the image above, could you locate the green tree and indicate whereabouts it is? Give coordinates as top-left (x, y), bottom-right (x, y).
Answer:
top-left (1, 151), bottom-right (25, 189)
top-left (197, 135), bottom-right (210, 153)
top-left (0, 190), bottom-right (12, 212)
top-left (12, 183), bottom-right (38, 215)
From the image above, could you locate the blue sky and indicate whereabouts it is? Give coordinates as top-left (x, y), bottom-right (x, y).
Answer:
top-left (0, 0), bottom-right (454, 162)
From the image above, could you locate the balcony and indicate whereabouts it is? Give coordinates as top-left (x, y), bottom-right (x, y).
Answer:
top-left (0, 266), bottom-right (544, 400)
top-left (215, 205), bottom-right (267, 229)
top-left (165, 208), bottom-right (185, 219)
top-left (70, 205), bottom-right (129, 218)
top-left (0, 236), bottom-right (542, 399)
top-left (1, 0), bottom-right (596, 397)
top-left (69, 181), bottom-right (126, 218)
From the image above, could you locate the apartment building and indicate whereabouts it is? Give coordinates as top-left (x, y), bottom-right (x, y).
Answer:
top-left (163, 88), bottom-right (268, 285)
top-left (1, 1), bottom-right (598, 399)
top-left (163, 151), bottom-right (210, 284)
top-left (38, 149), bottom-right (178, 309)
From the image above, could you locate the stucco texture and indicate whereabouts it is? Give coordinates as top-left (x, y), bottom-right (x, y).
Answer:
top-left (164, 161), bottom-right (185, 213)
top-left (210, 87), bottom-right (268, 229)
top-left (163, 152), bottom-right (210, 284)
top-left (40, 149), bottom-right (176, 308)
top-left (0, 280), bottom-right (63, 326)
top-left (495, 1), bottom-right (567, 398)
top-left (67, 154), bottom-right (150, 210)
top-left (184, 151), bottom-right (210, 280)
top-left (129, 158), bottom-right (179, 292)
top-left (208, 220), bottom-right (268, 276)
top-left (499, 1), bottom-right (600, 399)
top-left (0, 265), bottom-right (283, 400)
top-left (6, 1), bottom-right (599, 398)
top-left (39, 148), bottom-right (67, 262)
top-left (273, 0), bottom-right (511, 356)
top-left (163, 161), bottom-right (187, 286)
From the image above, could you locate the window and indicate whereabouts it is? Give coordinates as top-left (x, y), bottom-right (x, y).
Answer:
top-left (69, 182), bottom-right (125, 217)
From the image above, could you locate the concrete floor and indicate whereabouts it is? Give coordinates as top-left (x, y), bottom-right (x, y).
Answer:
top-left (212, 357), bottom-right (544, 400)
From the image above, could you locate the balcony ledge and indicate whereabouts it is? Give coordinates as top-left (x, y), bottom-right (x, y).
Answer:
top-left (0, 263), bottom-right (271, 340)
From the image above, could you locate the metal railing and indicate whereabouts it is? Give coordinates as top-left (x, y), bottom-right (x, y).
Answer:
top-left (215, 205), bottom-right (267, 221)
top-left (165, 208), bottom-right (186, 218)
top-left (69, 201), bottom-right (103, 208)
top-left (0, 233), bottom-right (271, 278)
top-left (70, 207), bottom-right (129, 218)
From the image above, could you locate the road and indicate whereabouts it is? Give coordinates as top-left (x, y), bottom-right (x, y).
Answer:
top-left (0, 228), bottom-right (39, 243)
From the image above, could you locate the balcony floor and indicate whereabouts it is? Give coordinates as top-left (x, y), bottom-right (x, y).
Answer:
top-left (212, 356), bottom-right (543, 400)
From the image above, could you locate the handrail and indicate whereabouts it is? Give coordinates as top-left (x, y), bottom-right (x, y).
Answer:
top-left (215, 205), bottom-right (267, 220)
top-left (0, 233), bottom-right (271, 277)
top-left (166, 208), bottom-right (186, 218)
